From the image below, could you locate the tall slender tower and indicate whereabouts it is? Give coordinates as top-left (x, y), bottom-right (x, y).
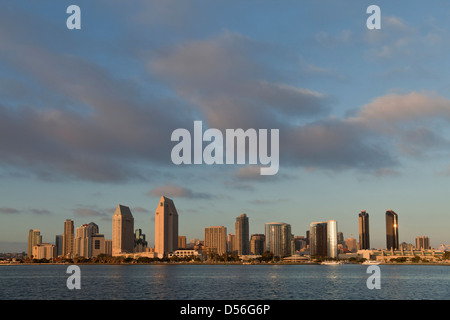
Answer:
top-left (235, 213), bottom-right (249, 255)
top-left (112, 204), bottom-right (135, 255)
top-left (155, 196), bottom-right (179, 258)
top-left (386, 210), bottom-right (399, 250)
top-left (358, 210), bottom-right (370, 250)
top-left (63, 219), bottom-right (74, 258)
top-left (27, 229), bottom-right (42, 258)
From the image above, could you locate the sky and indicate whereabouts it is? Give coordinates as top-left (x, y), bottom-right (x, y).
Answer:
top-left (1, 0), bottom-right (450, 252)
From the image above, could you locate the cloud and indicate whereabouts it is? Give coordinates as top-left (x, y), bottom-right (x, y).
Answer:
top-left (0, 7), bottom-right (195, 183)
top-left (29, 209), bottom-right (52, 215)
top-left (0, 207), bottom-right (21, 215)
top-left (150, 31), bottom-right (330, 130)
top-left (149, 184), bottom-right (215, 199)
top-left (133, 206), bottom-right (151, 213)
top-left (249, 198), bottom-right (291, 205)
top-left (74, 208), bottom-right (109, 218)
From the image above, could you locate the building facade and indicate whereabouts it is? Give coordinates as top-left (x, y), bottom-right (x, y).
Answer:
top-left (235, 213), bottom-right (249, 255)
top-left (155, 196), bottom-right (179, 258)
top-left (309, 220), bottom-right (338, 259)
top-left (358, 210), bottom-right (370, 250)
top-left (63, 219), bottom-right (74, 258)
top-left (112, 204), bottom-right (135, 255)
top-left (416, 236), bottom-right (430, 250)
top-left (204, 226), bottom-right (227, 255)
top-left (250, 234), bottom-right (265, 255)
top-left (27, 229), bottom-right (42, 258)
top-left (265, 222), bottom-right (291, 258)
top-left (386, 210), bottom-right (399, 250)
top-left (32, 243), bottom-right (56, 260)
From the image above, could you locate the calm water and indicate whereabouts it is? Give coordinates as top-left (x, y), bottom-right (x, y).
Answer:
top-left (0, 264), bottom-right (449, 300)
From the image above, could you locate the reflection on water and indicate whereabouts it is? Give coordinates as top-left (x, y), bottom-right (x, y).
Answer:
top-left (1, 264), bottom-right (449, 300)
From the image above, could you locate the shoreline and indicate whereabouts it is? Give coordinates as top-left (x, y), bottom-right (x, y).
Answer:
top-left (2, 261), bottom-right (450, 266)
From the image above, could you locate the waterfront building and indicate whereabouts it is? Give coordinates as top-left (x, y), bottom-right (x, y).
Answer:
top-left (386, 210), bottom-right (399, 250)
top-left (74, 222), bottom-right (99, 258)
top-left (168, 249), bottom-right (202, 260)
top-left (226, 233), bottom-right (235, 253)
top-left (235, 213), bottom-right (249, 255)
top-left (105, 240), bottom-right (112, 256)
top-left (63, 219), bottom-right (74, 258)
top-left (204, 226), bottom-right (227, 255)
top-left (112, 204), bottom-right (135, 255)
top-left (358, 210), bottom-right (370, 250)
top-left (345, 238), bottom-right (357, 252)
top-left (55, 235), bottom-right (63, 256)
top-left (155, 196), bottom-right (179, 258)
top-left (265, 222), bottom-right (291, 257)
top-left (178, 236), bottom-right (187, 249)
top-left (309, 220), bottom-right (338, 259)
top-left (91, 234), bottom-right (106, 258)
top-left (416, 236), bottom-right (430, 250)
top-left (135, 229), bottom-right (148, 253)
top-left (250, 234), bottom-right (265, 255)
top-left (27, 229), bottom-right (42, 258)
top-left (32, 243), bottom-right (56, 260)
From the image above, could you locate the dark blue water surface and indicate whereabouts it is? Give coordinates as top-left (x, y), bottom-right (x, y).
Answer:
top-left (1, 264), bottom-right (449, 300)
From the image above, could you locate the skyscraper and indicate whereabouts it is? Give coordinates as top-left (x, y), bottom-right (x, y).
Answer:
top-left (264, 222), bottom-right (291, 257)
top-left (327, 220), bottom-right (338, 259)
top-left (63, 219), bottom-right (74, 258)
top-left (415, 236), bottom-right (430, 250)
top-left (112, 204), bottom-right (135, 255)
top-left (27, 229), bottom-right (42, 258)
top-left (74, 222), bottom-right (99, 258)
top-left (226, 233), bottom-right (236, 253)
top-left (250, 234), bottom-right (265, 255)
top-left (358, 210), bottom-right (370, 250)
top-left (204, 226), bottom-right (227, 255)
top-left (386, 210), bottom-right (399, 250)
top-left (235, 213), bottom-right (249, 255)
top-left (155, 196), bottom-right (179, 258)
top-left (309, 220), bottom-right (338, 259)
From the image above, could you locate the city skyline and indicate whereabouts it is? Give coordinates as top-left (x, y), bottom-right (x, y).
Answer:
top-left (20, 198), bottom-right (440, 258)
top-left (2, 1), bottom-right (450, 252)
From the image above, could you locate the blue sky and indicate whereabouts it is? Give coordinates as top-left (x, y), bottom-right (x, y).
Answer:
top-left (1, 0), bottom-right (450, 252)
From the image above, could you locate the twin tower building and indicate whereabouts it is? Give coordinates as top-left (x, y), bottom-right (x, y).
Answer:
top-left (112, 196), bottom-right (178, 258)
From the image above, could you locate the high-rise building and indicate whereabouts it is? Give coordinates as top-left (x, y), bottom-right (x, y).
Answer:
top-left (112, 204), bottom-right (135, 255)
top-left (27, 229), bottom-right (42, 258)
top-left (264, 222), bottom-right (291, 257)
top-left (293, 236), bottom-right (307, 252)
top-left (135, 229), bottom-right (148, 252)
top-left (345, 238), bottom-right (357, 252)
top-left (74, 222), bottom-right (100, 258)
top-left (204, 226), bottom-right (227, 255)
top-left (309, 220), bottom-right (338, 259)
top-left (105, 240), bottom-right (112, 256)
top-left (386, 210), bottom-right (399, 250)
top-left (250, 234), bottom-right (265, 255)
top-left (226, 233), bottom-right (236, 253)
top-left (155, 196), bottom-right (179, 258)
top-left (178, 236), bottom-right (187, 249)
top-left (416, 236), bottom-right (430, 250)
top-left (235, 213), bottom-right (249, 255)
top-left (63, 219), bottom-right (74, 258)
top-left (55, 235), bottom-right (63, 256)
top-left (358, 210), bottom-right (370, 250)
top-left (91, 234), bottom-right (105, 257)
